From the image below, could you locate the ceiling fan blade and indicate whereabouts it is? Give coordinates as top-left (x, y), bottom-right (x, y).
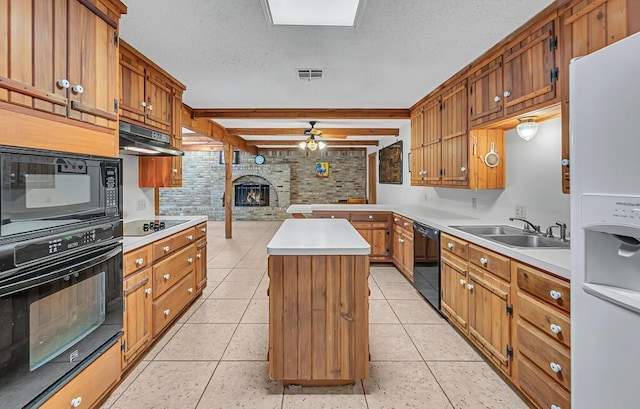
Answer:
top-left (310, 128), bottom-right (322, 136)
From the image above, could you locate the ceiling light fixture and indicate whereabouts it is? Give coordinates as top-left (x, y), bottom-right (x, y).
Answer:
top-left (300, 135), bottom-right (326, 151)
top-left (516, 117), bottom-right (539, 141)
top-left (266, 0), bottom-right (361, 26)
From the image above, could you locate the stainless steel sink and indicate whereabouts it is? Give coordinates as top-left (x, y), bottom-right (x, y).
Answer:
top-left (451, 225), bottom-right (525, 236)
top-left (483, 234), bottom-right (570, 249)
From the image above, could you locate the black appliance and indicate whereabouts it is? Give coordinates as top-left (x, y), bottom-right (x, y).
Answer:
top-left (413, 222), bottom-right (444, 315)
top-left (123, 219), bottom-right (189, 236)
top-left (0, 146), bottom-right (121, 241)
top-left (119, 121), bottom-right (184, 156)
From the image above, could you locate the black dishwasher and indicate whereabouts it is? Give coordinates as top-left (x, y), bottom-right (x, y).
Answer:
top-left (413, 222), bottom-right (443, 314)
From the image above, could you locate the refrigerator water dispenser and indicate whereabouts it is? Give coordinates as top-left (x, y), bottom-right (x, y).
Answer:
top-left (581, 194), bottom-right (640, 313)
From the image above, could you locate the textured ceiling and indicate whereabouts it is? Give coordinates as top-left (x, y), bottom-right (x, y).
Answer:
top-left (119, 0), bottom-right (555, 144)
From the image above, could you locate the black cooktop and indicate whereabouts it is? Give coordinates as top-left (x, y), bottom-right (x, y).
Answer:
top-left (123, 220), bottom-right (190, 236)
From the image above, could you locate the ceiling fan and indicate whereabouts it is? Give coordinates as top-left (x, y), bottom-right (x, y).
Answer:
top-left (303, 121), bottom-right (348, 139)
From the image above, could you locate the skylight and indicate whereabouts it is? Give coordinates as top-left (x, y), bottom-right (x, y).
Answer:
top-left (267, 0), bottom-right (361, 27)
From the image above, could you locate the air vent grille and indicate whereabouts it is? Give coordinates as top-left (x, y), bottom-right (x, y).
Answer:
top-left (297, 68), bottom-right (323, 80)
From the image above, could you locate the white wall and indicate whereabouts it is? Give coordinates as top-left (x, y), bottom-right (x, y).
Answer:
top-left (121, 155), bottom-right (155, 220)
top-left (375, 117), bottom-right (571, 231)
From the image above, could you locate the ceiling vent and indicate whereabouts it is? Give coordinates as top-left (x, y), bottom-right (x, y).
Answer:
top-left (297, 68), bottom-right (323, 81)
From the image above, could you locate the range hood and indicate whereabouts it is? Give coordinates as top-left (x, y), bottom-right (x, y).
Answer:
top-left (119, 121), bottom-right (184, 156)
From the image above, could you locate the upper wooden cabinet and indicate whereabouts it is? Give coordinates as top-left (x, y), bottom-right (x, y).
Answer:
top-left (468, 55), bottom-right (504, 128)
top-left (440, 81), bottom-right (469, 186)
top-left (0, 0), bottom-right (126, 157)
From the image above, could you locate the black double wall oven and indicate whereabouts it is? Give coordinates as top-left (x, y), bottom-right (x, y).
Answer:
top-left (0, 146), bottom-right (123, 409)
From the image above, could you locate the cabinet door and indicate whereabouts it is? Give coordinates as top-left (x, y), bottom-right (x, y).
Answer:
top-left (195, 238), bottom-right (207, 292)
top-left (392, 226), bottom-right (403, 268)
top-left (402, 233), bottom-right (414, 281)
top-left (67, 0), bottom-right (119, 129)
top-left (0, 0), bottom-right (68, 115)
top-left (422, 98), bottom-right (442, 185)
top-left (170, 88), bottom-right (184, 186)
top-left (441, 81), bottom-right (469, 187)
top-left (119, 46), bottom-right (146, 123)
top-left (503, 19), bottom-right (558, 116)
top-left (122, 268), bottom-right (153, 369)
top-left (468, 55), bottom-right (504, 128)
top-left (410, 110), bottom-right (425, 185)
top-left (468, 266), bottom-right (512, 375)
top-left (423, 143), bottom-right (441, 185)
top-left (441, 253), bottom-right (468, 332)
top-left (145, 68), bottom-right (172, 132)
top-left (371, 227), bottom-right (389, 259)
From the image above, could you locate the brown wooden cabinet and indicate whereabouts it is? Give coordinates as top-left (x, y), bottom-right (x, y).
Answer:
top-left (440, 250), bottom-right (469, 332)
top-left (391, 214), bottom-right (414, 282)
top-left (468, 55), bottom-right (504, 128)
top-left (195, 222), bottom-right (208, 292)
top-left (440, 81), bottom-right (469, 186)
top-left (410, 109), bottom-right (425, 185)
top-left (122, 267), bottom-right (152, 369)
top-left (0, 0), bottom-right (126, 157)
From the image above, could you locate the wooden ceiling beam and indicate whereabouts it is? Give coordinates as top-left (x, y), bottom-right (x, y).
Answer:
top-left (181, 105), bottom-right (258, 154)
top-left (226, 127), bottom-right (399, 136)
top-left (191, 108), bottom-right (410, 119)
top-left (245, 139), bottom-right (380, 146)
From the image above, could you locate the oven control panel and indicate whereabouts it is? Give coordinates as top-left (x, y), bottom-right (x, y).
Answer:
top-left (14, 225), bottom-right (116, 265)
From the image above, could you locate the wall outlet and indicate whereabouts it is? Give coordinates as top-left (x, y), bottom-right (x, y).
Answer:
top-left (471, 197), bottom-right (477, 209)
top-left (136, 199), bottom-right (147, 211)
top-left (514, 204), bottom-right (526, 218)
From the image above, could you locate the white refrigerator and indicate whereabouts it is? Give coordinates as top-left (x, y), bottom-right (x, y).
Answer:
top-left (570, 32), bottom-right (640, 408)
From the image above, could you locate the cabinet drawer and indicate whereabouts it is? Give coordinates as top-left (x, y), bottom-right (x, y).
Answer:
top-left (40, 341), bottom-right (120, 409)
top-left (468, 244), bottom-right (511, 282)
top-left (441, 233), bottom-right (469, 260)
top-left (351, 221), bottom-right (389, 230)
top-left (516, 263), bottom-right (570, 313)
top-left (518, 355), bottom-right (571, 409)
top-left (152, 227), bottom-right (196, 261)
top-left (124, 245), bottom-right (152, 277)
top-left (195, 222), bottom-right (207, 240)
top-left (153, 272), bottom-right (197, 337)
top-left (392, 213), bottom-right (413, 228)
top-left (152, 245), bottom-right (196, 299)
top-left (350, 211), bottom-right (389, 222)
top-left (517, 292), bottom-right (570, 348)
top-left (517, 319), bottom-right (571, 390)
top-left (313, 211), bottom-right (350, 219)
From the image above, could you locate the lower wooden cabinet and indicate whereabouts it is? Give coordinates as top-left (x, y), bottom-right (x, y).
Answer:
top-left (391, 214), bottom-right (414, 281)
top-left (195, 237), bottom-right (207, 292)
top-left (41, 341), bottom-right (121, 409)
top-left (153, 272), bottom-right (197, 337)
top-left (122, 267), bottom-right (153, 369)
top-left (440, 251), bottom-right (469, 331)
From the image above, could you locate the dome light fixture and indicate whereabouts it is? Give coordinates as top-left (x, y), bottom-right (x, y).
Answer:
top-left (516, 117), bottom-right (539, 141)
top-left (299, 135), bottom-right (326, 151)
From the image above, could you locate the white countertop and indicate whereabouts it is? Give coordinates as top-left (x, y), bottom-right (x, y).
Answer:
top-left (123, 215), bottom-right (208, 253)
top-left (267, 219), bottom-right (371, 256)
top-left (287, 203), bottom-right (571, 280)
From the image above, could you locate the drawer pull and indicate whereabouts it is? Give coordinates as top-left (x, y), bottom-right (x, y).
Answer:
top-left (550, 290), bottom-right (562, 300)
top-left (70, 397), bottom-right (82, 408)
top-left (187, 257), bottom-right (194, 264)
top-left (447, 242), bottom-right (454, 249)
top-left (163, 273), bottom-right (171, 281)
top-left (164, 309), bottom-right (171, 316)
top-left (163, 245), bottom-right (170, 252)
top-left (459, 279), bottom-right (466, 286)
top-left (479, 257), bottom-right (488, 265)
top-left (550, 362), bottom-right (562, 373)
top-left (144, 288), bottom-right (152, 295)
top-left (467, 283), bottom-right (474, 291)
top-left (196, 253), bottom-right (202, 259)
top-left (368, 215), bottom-right (373, 219)
top-left (135, 257), bottom-right (144, 265)
top-left (399, 238), bottom-right (405, 243)
top-left (394, 218), bottom-right (399, 222)
top-left (201, 227), bottom-right (207, 232)
top-left (551, 405), bottom-right (561, 409)
top-left (403, 222), bottom-right (409, 227)
top-left (550, 324), bottom-right (562, 334)
top-left (188, 287), bottom-right (194, 294)
top-left (187, 235), bottom-right (194, 241)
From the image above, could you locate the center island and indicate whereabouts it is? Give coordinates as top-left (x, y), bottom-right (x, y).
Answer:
top-left (266, 218), bottom-right (371, 386)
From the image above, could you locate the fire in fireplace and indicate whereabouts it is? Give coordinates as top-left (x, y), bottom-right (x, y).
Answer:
top-left (234, 183), bottom-right (270, 207)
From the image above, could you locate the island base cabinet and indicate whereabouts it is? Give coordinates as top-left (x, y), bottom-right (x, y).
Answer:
top-left (268, 254), bottom-right (369, 384)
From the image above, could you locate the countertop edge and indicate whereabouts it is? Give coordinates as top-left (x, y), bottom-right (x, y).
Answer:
top-left (123, 215), bottom-right (208, 253)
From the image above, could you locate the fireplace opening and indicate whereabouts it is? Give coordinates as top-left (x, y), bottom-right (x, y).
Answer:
top-left (234, 183), bottom-right (270, 207)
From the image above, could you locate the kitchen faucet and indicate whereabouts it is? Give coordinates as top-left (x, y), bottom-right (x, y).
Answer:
top-left (545, 221), bottom-right (568, 241)
top-left (509, 217), bottom-right (541, 233)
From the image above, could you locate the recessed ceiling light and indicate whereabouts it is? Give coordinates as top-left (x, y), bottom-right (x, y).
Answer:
top-left (266, 0), bottom-right (361, 27)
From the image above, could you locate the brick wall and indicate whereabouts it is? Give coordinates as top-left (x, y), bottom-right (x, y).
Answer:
top-left (159, 149), bottom-right (366, 220)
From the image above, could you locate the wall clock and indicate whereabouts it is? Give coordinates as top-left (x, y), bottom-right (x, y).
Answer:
top-left (254, 155), bottom-right (265, 165)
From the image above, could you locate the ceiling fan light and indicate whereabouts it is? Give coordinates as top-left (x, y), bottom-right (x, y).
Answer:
top-left (318, 141), bottom-right (326, 150)
top-left (516, 117), bottom-right (538, 141)
top-left (307, 138), bottom-right (318, 151)
top-left (299, 141), bottom-right (307, 149)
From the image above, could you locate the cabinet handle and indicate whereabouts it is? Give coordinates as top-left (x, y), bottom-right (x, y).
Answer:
top-left (479, 257), bottom-right (488, 265)
top-left (467, 283), bottom-right (474, 290)
top-left (201, 227), bottom-right (207, 232)
top-left (71, 84), bottom-right (84, 94)
top-left (187, 257), bottom-right (194, 264)
top-left (447, 242), bottom-right (454, 249)
top-left (148, 105), bottom-right (153, 111)
top-left (549, 290), bottom-right (562, 300)
top-left (196, 253), bottom-right (202, 259)
top-left (493, 95), bottom-right (501, 102)
top-left (163, 273), bottom-right (171, 281)
top-left (172, 168), bottom-right (178, 173)
top-left (403, 222), bottom-right (409, 227)
top-left (550, 362), bottom-right (562, 373)
top-left (57, 78), bottom-right (70, 89)
top-left (188, 287), bottom-right (194, 294)
top-left (503, 90), bottom-right (511, 98)
top-left (187, 235), bottom-right (194, 241)
top-left (70, 397), bottom-right (82, 408)
top-left (459, 279), bottom-right (466, 286)
top-left (144, 288), bottom-right (152, 295)
top-left (460, 166), bottom-right (467, 172)
top-left (140, 101), bottom-right (147, 107)
top-left (135, 257), bottom-right (144, 265)
top-left (164, 309), bottom-right (171, 316)
top-left (399, 238), bottom-right (404, 243)
top-left (331, 215), bottom-right (335, 219)
top-left (550, 324), bottom-right (562, 334)
top-left (394, 218), bottom-right (399, 222)
top-left (551, 405), bottom-right (561, 409)
top-left (368, 215), bottom-right (373, 219)
top-left (163, 245), bottom-right (170, 252)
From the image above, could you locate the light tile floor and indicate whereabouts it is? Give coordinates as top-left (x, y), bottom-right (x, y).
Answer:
top-left (102, 221), bottom-right (529, 409)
